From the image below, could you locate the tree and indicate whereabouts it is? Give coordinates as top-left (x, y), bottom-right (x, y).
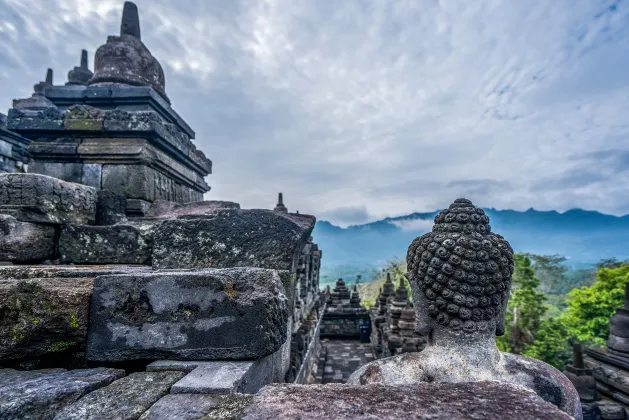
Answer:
top-left (523, 318), bottom-right (571, 370)
top-left (560, 264), bottom-right (629, 346)
top-left (525, 254), bottom-right (567, 295)
top-left (497, 254), bottom-right (547, 354)
top-left (597, 258), bottom-right (629, 270)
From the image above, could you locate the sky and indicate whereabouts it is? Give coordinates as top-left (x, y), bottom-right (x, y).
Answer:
top-left (1, 0), bottom-right (628, 227)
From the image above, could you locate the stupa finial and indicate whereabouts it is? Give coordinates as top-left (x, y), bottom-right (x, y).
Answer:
top-left (45, 68), bottom-right (53, 85)
top-left (80, 49), bottom-right (88, 69)
top-left (274, 192), bottom-right (288, 213)
top-left (120, 1), bottom-right (141, 39)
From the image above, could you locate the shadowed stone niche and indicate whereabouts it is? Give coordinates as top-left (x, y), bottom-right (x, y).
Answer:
top-left (347, 198), bottom-right (582, 419)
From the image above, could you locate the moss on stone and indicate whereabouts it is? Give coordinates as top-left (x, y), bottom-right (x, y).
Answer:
top-left (69, 313), bottom-right (79, 328)
top-left (48, 341), bottom-right (77, 353)
top-left (12, 326), bottom-right (25, 342)
top-left (201, 394), bottom-right (253, 420)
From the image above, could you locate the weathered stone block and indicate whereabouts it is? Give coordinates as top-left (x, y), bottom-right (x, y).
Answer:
top-left (0, 278), bottom-right (93, 361)
top-left (29, 161), bottom-right (83, 184)
top-left (29, 138), bottom-right (80, 157)
top-left (0, 367), bottom-right (124, 420)
top-left (594, 400), bottom-right (625, 420)
top-left (86, 268), bottom-right (290, 362)
top-left (145, 200), bottom-right (241, 219)
top-left (243, 382), bottom-right (573, 420)
top-left (55, 371), bottom-right (185, 420)
top-left (96, 189), bottom-right (127, 225)
top-left (138, 394), bottom-right (221, 420)
top-left (59, 224), bottom-right (154, 264)
top-left (81, 163), bottom-right (102, 189)
top-left (103, 109), bottom-right (162, 132)
top-left (147, 331), bottom-right (291, 395)
top-left (63, 105), bottom-right (105, 131)
top-left (0, 215), bottom-right (55, 262)
top-left (151, 210), bottom-right (316, 271)
top-left (101, 164), bottom-right (154, 201)
top-left (126, 198), bottom-right (151, 216)
top-left (0, 140), bottom-right (13, 158)
top-left (7, 107), bottom-right (65, 132)
top-left (0, 173), bottom-right (96, 225)
top-left (0, 265), bottom-right (151, 280)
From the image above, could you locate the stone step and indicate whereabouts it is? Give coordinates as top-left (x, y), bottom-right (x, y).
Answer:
top-left (54, 371), bottom-right (184, 420)
top-left (0, 367), bottom-right (124, 420)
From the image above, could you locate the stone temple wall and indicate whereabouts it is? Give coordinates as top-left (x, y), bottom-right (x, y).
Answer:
top-left (0, 3), bottom-right (325, 418)
top-left (0, 113), bottom-right (29, 174)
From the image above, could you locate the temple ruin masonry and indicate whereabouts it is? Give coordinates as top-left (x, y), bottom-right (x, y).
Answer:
top-left (0, 2), bottom-right (583, 419)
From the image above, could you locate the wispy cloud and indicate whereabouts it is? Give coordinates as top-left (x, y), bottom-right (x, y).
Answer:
top-left (1, 0), bottom-right (629, 225)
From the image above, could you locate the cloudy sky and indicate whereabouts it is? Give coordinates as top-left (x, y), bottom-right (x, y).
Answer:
top-left (1, 0), bottom-right (628, 226)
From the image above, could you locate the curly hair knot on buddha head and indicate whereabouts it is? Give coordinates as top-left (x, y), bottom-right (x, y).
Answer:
top-left (407, 198), bottom-right (515, 334)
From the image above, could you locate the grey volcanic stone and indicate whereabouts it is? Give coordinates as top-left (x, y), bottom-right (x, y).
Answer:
top-left (86, 268), bottom-right (289, 362)
top-left (0, 265), bottom-right (152, 280)
top-left (148, 336), bottom-right (290, 395)
top-left (0, 367), bottom-right (124, 420)
top-left (581, 403), bottom-right (602, 420)
top-left (243, 382), bottom-right (573, 420)
top-left (138, 394), bottom-right (220, 420)
top-left (0, 173), bottom-right (96, 225)
top-left (152, 209), bottom-right (316, 271)
top-left (0, 215), bottom-right (55, 262)
top-left (595, 400), bottom-right (625, 420)
top-left (59, 224), bottom-right (153, 264)
top-left (96, 190), bottom-right (127, 225)
top-left (0, 278), bottom-right (93, 360)
top-left (145, 200), bottom-right (240, 219)
top-left (55, 371), bottom-right (185, 420)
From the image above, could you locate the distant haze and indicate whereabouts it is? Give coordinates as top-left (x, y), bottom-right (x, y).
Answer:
top-left (313, 207), bottom-right (629, 280)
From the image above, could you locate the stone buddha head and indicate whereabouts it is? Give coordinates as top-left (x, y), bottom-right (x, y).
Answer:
top-left (406, 198), bottom-right (515, 339)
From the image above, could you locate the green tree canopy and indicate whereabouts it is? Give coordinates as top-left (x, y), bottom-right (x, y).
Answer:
top-left (560, 264), bottom-right (629, 346)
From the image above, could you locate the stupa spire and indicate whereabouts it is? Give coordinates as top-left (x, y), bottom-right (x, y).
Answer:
top-left (120, 1), bottom-right (141, 39)
top-left (274, 192), bottom-right (288, 213)
top-left (80, 49), bottom-right (88, 69)
top-left (45, 68), bottom-right (53, 85)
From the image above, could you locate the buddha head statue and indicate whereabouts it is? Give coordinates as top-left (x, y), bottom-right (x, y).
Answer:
top-left (406, 198), bottom-right (515, 338)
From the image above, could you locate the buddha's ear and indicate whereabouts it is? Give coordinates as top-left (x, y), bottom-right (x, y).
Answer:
top-left (495, 285), bottom-right (511, 336)
top-left (410, 283), bottom-right (432, 336)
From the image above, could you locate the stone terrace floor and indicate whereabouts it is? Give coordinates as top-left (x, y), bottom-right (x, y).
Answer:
top-left (314, 339), bottom-right (375, 384)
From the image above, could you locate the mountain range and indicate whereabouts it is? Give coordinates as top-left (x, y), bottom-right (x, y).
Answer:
top-left (312, 208), bottom-right (629, 284)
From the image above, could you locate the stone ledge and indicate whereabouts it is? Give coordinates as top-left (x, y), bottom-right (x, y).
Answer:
top-left (0, 367), bottom-right (125, 420)
top-left (44, 85), bottom-right (195, 139)
top-left (58, 224), bottom-right (155, 265)
top-left (54, 371), bottom-right (185, 420)
top-left (151, 209), bottom-right (316, 272)
top-left (0, 265), bottom-right (151, 280)
top-left (242, 382), bottom-right (573, 420)
top-left (146, 329), bottom-right (291, 396)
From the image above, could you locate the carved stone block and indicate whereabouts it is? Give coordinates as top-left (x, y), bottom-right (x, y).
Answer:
top-left (0, 277), bottom-right (93, 361)
top-left (151, 210), bottom-right (316, 271)
top-left (58, 224), bottom-right (154, 265)
top-left (86, 268), bottom-right (290, 362)
top-left (0, 173), bottom-right (97, 225)
top-left (0, 215), bottom-right (55, 262)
